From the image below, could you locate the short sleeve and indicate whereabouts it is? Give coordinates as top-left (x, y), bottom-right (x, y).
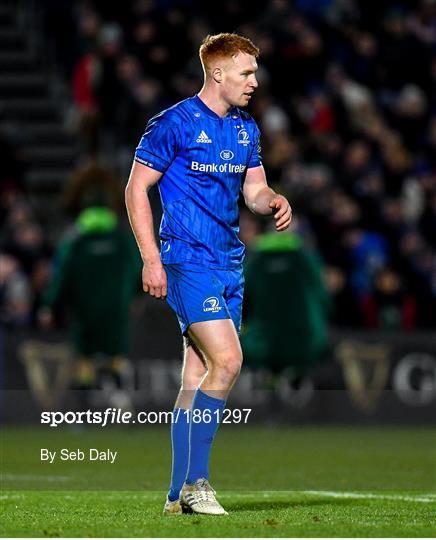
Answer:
top-left (135, 116), bottom-right (181, 173)
top-left (248, 124), bottom-right (262, 169)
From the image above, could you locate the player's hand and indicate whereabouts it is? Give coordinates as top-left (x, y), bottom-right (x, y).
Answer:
top-left (142, 260), bottom-right (167, 299)
top-left (269, 195), bottom-right (292, 231)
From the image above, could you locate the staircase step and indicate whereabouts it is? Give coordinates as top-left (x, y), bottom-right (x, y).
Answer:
top-left (0, 6), bottom-right (17, 26)
top-left (23, 122), bottom-right (77, 145)
top-left (25, 168), bottom-right (72, 188)
top-left (24, 144), bottom-right (79, 168)
top-left (0, 51), bottom-right (40, 71)
top-left (0, 29), bottom-right (27, 50)
top-left (0, 98), bottom-right (59, 121)
top-left (0, 74), bottom-right (48, 98)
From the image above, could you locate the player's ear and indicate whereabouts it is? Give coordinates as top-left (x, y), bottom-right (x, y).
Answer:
top-left (212, 67), bottom-right (223, 83)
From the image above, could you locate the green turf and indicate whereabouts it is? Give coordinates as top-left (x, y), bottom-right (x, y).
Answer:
top-left (1, 490), bottom-right (435, 537)
top-left (1, 426), bottom-right (435, 536)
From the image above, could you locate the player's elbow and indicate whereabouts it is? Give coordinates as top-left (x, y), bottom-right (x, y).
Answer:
top-left (242, 192), bottom-right (256, 214)
top-left (246, 202), bottom-right (257, 215)
top-left (125, 177), bottom-right (145, 203)
top-left (125, 182), bottom-right (133, 210)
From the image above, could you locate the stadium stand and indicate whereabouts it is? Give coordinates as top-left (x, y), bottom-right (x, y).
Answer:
top-left (1, 0), bottom-right (435, 331)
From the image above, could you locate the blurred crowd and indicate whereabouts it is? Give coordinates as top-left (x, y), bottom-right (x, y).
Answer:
top-left (1, 0), bottom-right (435, 330)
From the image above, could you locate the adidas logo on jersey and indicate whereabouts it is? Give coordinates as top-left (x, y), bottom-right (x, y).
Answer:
top-left (196, 130), bottom-right (212, 143)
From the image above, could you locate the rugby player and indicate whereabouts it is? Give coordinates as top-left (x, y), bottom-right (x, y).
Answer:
top-left (125, 33), bottom-right (292, 515)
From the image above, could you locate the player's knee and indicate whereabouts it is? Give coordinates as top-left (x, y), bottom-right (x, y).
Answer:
top-left (183, 369), bottom-right (207, 390)
top-left (212, 352), bottom-right (242, 383)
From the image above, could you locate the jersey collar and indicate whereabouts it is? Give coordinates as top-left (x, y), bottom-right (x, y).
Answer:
top-left (193, 95), bottom-right (238, 120)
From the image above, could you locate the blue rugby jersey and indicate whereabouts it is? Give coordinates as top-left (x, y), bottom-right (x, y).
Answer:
top-left (134, 95), bottom-right (262, 269)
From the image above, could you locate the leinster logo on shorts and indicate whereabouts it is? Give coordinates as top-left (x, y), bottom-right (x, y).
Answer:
top-left (203, 297), bottom-right (222, 313)
top-left (237, 129), bottom-right (250, 146)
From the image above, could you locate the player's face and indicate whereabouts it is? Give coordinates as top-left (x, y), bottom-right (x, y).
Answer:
top-left (221, 52), bottom-right (258, 107)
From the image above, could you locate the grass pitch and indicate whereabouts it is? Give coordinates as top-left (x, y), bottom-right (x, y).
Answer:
top-left (1, 425), bottom-right (435, 537)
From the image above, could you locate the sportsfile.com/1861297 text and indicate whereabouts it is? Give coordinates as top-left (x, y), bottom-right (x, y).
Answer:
top-left (40, 408), bottom-right (252, 428)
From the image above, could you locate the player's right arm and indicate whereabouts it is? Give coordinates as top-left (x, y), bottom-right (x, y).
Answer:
top-left (125, 161), bottom-right (167, 299)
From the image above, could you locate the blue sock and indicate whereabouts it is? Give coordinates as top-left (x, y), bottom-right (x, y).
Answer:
top-left (168, 407), bottom-right (190, 501)
top-left (186, 388), bottom-right (226, 484)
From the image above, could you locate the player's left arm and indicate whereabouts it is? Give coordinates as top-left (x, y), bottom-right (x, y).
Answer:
top-left (242, 165), bottom-right (292, 231)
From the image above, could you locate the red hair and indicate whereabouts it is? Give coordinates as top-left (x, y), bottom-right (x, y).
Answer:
top-left (199, 33), bottom-right (260, 72)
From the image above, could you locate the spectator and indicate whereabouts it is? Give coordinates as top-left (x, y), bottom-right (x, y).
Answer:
top-left (39, 165), bottom-right (142, 392)
top-left (3, 0), bottom-right (435, 334)
top-left (242, 229), bottom-right (330, 377)
top-left (324, 265), bottom-right (362, 327)
top-left (0, 254), bottom-right (33, 327)
top-left (360, 267), bottom-right (417, 329)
